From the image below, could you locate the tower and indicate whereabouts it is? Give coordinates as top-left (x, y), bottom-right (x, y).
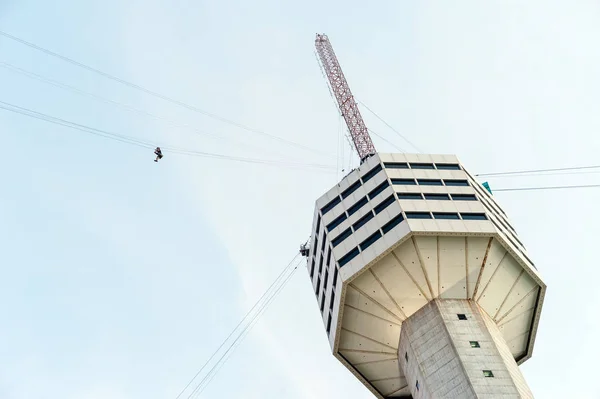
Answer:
top-left (305, 35), bottom-right (546, 398)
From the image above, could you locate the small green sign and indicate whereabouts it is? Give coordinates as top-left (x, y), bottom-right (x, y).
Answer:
top-left (482, 182), bottom-right (492, 194)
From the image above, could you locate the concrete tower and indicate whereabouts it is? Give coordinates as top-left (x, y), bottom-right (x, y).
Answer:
top-left (305, 153), bottom-right (545, 398)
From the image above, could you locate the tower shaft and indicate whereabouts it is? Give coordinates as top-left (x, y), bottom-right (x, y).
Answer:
top-left (399, 299), bottom-right (534, 398)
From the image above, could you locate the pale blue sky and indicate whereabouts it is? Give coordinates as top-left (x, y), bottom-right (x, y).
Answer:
top-left (1, 1), bottom-right (600, 398)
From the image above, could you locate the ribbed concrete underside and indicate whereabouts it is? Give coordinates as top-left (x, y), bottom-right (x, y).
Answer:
top-left (335, 234), bottom-right (542, 398)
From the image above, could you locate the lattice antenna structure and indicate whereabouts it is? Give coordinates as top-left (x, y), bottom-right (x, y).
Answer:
top-left (315, 34), bottom-right (376, 163)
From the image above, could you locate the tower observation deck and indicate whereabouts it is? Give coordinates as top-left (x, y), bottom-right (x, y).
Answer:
top-left (305, 154), bottom-right (545, 398)
top-left (307, 34), bottom-right (545, 398)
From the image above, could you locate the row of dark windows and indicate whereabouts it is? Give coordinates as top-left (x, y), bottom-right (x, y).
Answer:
top-left (325, 181), bottom-right (392, 232)
top-left (474, 185), bottom-right (516, 234)
top-left (462, 168), bottom-right (508, 218)
top-left (464, 177), bottom-right (535, 268)
top-left (338, 213), bottom-right (405, 267)
top-left (405, 212), bottom-right (487, 221)
top-left (322, 162), bottom-right (465, 217)
top-left (330, 190), bottom-right (483, 250)
top-left (337, 211), bottom-right (487, 268)
top-left (383, 162), bottom-right (461, 171)
top-left (490, 217), bottom-right (536, 269)
top-left (330, 192), bottom-right (397, 248)
top-left (391, 178), bottom-right (470, 187)
top-left (472, 187), bottom-right (537, 268)
top-left (321, 164), bottom-right (384, 215)
top-left (397, 193), bottom-right (477, 201)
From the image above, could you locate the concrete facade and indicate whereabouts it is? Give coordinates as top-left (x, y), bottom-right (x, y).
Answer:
top-left (399, 299), bottom-right (533, 398)
top-left (305, 153), bottom-right (546, 398)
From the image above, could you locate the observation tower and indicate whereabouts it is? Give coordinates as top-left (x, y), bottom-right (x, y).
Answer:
top-left (303, 34), bottom-right (545, 398)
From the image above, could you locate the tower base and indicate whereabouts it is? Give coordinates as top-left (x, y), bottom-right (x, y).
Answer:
top-left (398, 299), bottom-right (534, 398)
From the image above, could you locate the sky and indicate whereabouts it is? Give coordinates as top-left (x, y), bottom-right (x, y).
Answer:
top-left (1, 1), bottom-right (600, 398)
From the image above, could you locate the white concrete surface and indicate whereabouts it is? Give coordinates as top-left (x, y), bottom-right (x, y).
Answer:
top-left (399, 299), bottom-right (534, 399)
top-left (305, 153), bottom-right (546, 398)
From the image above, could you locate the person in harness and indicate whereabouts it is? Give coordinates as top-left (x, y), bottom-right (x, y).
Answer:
top-left (154, 147), bottom-right (163, 162)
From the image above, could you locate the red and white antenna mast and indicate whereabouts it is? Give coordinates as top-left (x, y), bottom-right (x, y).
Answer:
top-left (315, 33), bottom-right (376, 163)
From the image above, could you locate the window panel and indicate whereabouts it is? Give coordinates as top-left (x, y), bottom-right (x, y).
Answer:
top-left (391, 178), bottom-right (417, 185)
top-left (374, 195), bottom-right (396, 214)
top-left (339, 247), bottom-right (360, 267)
top-left (384, 162), bottom-right (409, 169)
top-left (424, 193), bottom-right (450, 200)
top-left (406, 212), bottom-right (432, 219)
top-left (353, 211), bottom-right (375, 230)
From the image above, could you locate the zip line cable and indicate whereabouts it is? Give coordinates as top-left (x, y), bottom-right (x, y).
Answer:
top-left (476, 165), bottom-right (600, 177)
top-left (191, 265), bottom-right (300, 399)
top-left (369, 128), bottom-right (406, 152)
top-left (358, 100), bottom-right (423, 153)
top-left (190, 265), bottom-right (300, 399)
top-left (187, 261), bottom-right (301, 399)
top-left (493, 184), bottom-right (600, 192)
top-left (475, 170), bottom-right (600, 179)
top-left (175, 253), bottom-right (301, 399)
top-left (0, 30), bottom-right (330, 158)
top-left (0, 100), bottom-right (336, 171)
top-left (0, 61), bottom-right (331, 160)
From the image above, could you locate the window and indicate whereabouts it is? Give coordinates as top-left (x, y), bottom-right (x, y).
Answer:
top-left (483, 370), bottom-right (494, 378)
top-left (353, 211), bottom-right (374, 230)
top-left (521, 251), bottom-right (536, 268)
top-left (404, 352), bottom-right (408, 362)
top-left (444, 179), bottom-right (469, 187)
top-left (461, 213), bottom-right (487, 221)
top-left (331, 228), bottom-right (350, 247)
top-left (457, 314), bottom-right (467, 320)
top-left (339, 247), bottom-right (360, 267)
top-left (374, 195), bottom-right (395, 214)
top-left (326, 247), bottom-right (331, 266)
top-left (361, 164), bottom-right (382, 183)
top-left (368, 181), bottom-right (389, 199)
top-left (406, 212), bottom-right (432, 219)
top-left (382, 213), bottom-right (404, 233)
top-left (330, 291), bottom-right (335, 310)
top-left (321, 233), bottom-right (326, 252)
top-left (470, 341), bottom-right (480, 348)
top-left (320, 291), bottom-right (326, 312)
top-left (326, 213), bottom-right (347, 231)
top-left (433, 212), bottom-right (460, 220)
top-left (418, 179), bottom-right (443, 186)
top-left (321, 196), bottom-right (341, 215)
top-left (315, 215), bottom-right (321, 235)
top-left (324, 270), bottom-right (329, 291)
top-left (391, 178), bottom-right (417, 185)
top-left (348, 196), bottom-right (368, 216)
top-left (310, 259), bottom-right (316, 278)
top-left (452, 194), bottom-right (477, 201)
top-left (436, 163), bottom-right (461, 170)
top-left (384, 162), bottom-right (409, 169)
top-left (316, 277), bottom-right (321, 294)
top-left (326, 313), bottom-right (333, 334)
top-left (360, 231), bottom-right (382, 251)
top-left (341, 180), bottom-right (361, 199)
top-left (318, 256), bottom-right (324, 275)
top-left (424, 193), bottom-right (450, 200)
top-left (410, 162), bottom-right (435, 170)
top-left (397, 193), bottom-right (423, 200)
top-left (333, 267), bottom-right (339, 288)
top-left (416, 380), bottom-right (419, 391)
